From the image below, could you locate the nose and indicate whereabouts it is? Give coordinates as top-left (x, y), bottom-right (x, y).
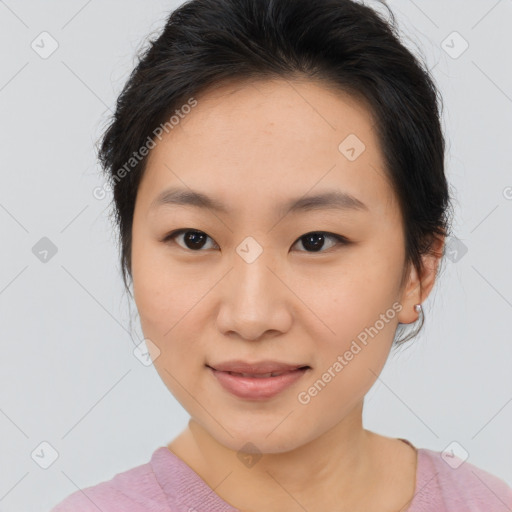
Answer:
top-left (215, 248), bottom-right (293, 341)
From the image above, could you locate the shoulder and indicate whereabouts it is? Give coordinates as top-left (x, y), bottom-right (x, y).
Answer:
top-left (49, 450), bottom-right (167, 511)
top-left (413, 447), bottom-right (512, 511)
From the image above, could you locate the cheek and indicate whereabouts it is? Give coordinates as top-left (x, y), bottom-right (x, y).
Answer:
top-left (298, 288), bottom-right (398, 415)
top-left (301, 250), bottom-right (402, 384)
top-left (131, 239), bottom-right (195, 334)
top-left (131, 249), bottom-right (212, 377)
top-left (304, 258), bottom-right (399, 334)
top-left (134, 274), bottom-right (204, 344)
top-left (133, 267), bottom-right (205, 395)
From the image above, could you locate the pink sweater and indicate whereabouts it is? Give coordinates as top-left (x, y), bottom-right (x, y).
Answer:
top-left (51, 440), bottom-right (512, 511)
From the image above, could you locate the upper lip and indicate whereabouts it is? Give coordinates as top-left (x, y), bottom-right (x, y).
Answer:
top-left (207, 360), bottom-right (310, 375)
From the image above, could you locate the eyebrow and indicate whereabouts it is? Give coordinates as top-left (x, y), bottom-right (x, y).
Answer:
top-left (150, 186), bottom-right (369, 216)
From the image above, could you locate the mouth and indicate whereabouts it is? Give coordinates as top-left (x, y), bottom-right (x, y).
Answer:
top-left (207, 367), bottom-right (310, 378)
top-left (206, 359), bottom-right (311, 374)
top-left (206, 363), bottom-right (311, 400)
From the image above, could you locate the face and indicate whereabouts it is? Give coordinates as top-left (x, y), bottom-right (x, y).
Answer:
top-left (131, 78), bottom-right (420, 454)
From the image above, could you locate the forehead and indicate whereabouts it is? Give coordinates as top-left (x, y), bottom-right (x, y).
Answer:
top-left (139, 78), bottom-right (398, 220)
top-left (177, 78), bottom-right (377, 148)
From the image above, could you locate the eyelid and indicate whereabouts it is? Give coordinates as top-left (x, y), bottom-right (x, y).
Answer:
top-left (293, 232), bottom-right (350, 252)
top-left (162, 228), bottom-right (219, 250)
top-left (162, 228), bottom-right (351, 252)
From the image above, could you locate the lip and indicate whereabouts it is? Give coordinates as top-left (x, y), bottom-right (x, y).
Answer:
top-left (207, 359), bottom-right (309, 374)
top-left (206, 360), bottom-right (310, 400)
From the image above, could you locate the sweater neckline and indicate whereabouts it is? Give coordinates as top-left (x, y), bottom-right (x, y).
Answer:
top-left (151, 438), bottom-right (427, 511)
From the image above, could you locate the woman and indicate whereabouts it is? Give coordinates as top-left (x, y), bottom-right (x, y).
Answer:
top-left (51, 0), bottom-right (512, 510)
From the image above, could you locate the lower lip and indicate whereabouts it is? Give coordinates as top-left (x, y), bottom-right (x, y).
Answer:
top-left (208, 366), bottom-right (309, 400)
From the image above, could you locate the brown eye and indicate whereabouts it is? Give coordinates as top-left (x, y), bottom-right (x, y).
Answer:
top-left (164, 229), bottom-right (218, 251)
top-left (292, 232), bottom-right (349, 253)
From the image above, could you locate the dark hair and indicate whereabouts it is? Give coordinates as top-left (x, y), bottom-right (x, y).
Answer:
top-left (97, 0), bottom-right (453, 347)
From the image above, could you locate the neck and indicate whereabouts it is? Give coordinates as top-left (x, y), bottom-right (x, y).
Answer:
top-left (168, 401), bottom-right (377, 511)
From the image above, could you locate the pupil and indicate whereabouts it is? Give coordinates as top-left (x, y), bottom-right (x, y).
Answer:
top-left (185, 231), bottom-right (207, 250)
top-left (303, 233), bottom-right (324, 252)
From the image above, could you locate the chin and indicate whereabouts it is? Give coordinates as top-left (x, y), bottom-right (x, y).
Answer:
top-left (209, 423), bottom-right (308, 456)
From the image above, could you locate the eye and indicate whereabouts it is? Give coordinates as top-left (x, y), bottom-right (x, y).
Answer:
top-left (163, 229), bottom-right (349, 253)
top-left (291, 231), bottom-right (349, 253)
top-left (163, 229), bottom-right (218, 251)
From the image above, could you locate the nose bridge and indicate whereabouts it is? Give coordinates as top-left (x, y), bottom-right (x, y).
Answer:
top-left (216, 239), bottom-right (291, 339)
top-left (231, 241), bottom-right (278, 312)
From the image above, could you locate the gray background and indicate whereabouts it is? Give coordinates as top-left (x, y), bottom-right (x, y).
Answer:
top-left (0, 1), bottom-right (511, 510)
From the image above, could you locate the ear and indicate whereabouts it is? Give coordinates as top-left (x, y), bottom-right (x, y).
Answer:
top-left (397, 233), bottom-right (445, 324)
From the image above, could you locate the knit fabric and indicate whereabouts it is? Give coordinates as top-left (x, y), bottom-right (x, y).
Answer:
top-left (50, 440), bottom-right (512, 511)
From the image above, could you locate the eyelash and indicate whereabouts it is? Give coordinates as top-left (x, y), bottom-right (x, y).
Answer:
top-left (162, 229), bottom-right (350, 253)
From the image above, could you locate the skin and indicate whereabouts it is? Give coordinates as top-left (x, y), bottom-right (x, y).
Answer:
top-left (130, 78), bottom-right (445, 512)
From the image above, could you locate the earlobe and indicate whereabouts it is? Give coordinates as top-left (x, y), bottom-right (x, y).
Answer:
top-left (397, 233), bottom-right (445, 325)
top-left (413, 303), bottom-right (423, 323)
top-left (397, 265), bottom-right (422, 324)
